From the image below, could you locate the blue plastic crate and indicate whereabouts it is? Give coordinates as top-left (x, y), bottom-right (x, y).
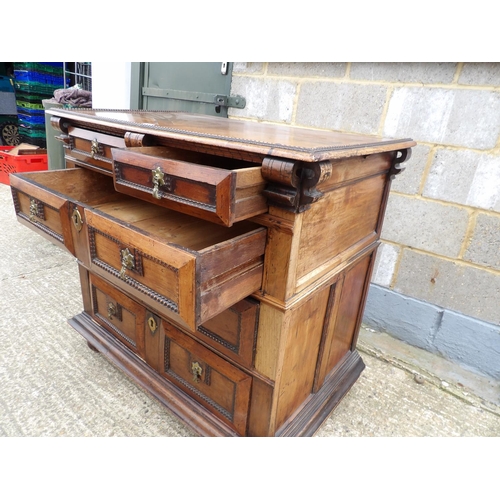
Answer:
top-left (14, 70), bottom-right (66, 87)
top-left (17, 106), bottom-right (45, 116)
top-left (18, 113), bottom-right (46, 125)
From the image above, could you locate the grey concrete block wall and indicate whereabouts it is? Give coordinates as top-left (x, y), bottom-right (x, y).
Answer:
top-left (381, 194), bottom-right (470, 258)
top-left (295, 82), bottom-right (387, 134)
top-left (230, 62), bottom-right (500, 379)
top-left (464, 214), bottom-right (500, 269)
top-left (365, 285), bottom-right (500, 379)
top-left (422, 149), bottom-right (500, 211)
top-left (384, 87), bottom-right (500, 149)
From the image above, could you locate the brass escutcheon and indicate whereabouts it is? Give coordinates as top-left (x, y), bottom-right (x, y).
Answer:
top-left (119, 248), bottom-right (135, 280)
top-left (90, 139), bottom-right (100, 159)
top-left (72, 207), bottom-right (83, 231)
top-left (191, 361), bottom-right (203, 384)
top-left (151, 166), bottom-right (165, 199)
top-left (107, 302), bottom-right (117, 320)
top-left (148, 316), bottom-right (158, 334)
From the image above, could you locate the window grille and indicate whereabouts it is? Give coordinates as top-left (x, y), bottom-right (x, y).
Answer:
top-left (64, 62), bottom-right (92, 92)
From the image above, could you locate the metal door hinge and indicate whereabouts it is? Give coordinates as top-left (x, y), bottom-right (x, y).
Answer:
top-left (142, 87), bottom-right (246, 110)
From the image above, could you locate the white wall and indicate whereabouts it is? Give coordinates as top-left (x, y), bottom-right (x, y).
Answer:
top-left (91, 62), bottom-right (132, 109)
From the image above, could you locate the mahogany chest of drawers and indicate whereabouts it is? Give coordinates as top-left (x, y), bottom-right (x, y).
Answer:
top-left (10, 109), bottom-right (414, 436)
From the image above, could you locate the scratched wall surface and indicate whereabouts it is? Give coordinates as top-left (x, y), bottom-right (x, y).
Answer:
top-left (230, 63), bottom-right (500, 378)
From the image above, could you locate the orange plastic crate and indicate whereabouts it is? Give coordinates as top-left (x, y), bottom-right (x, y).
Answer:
top-left (0, 146), bottom-right (48, 185)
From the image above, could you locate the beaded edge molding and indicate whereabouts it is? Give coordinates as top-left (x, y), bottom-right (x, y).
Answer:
top-left (52, 108), bottom-right (414, 155)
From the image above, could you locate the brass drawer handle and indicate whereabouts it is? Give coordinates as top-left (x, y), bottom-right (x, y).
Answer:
top-left (152, 166), bottom-right (165, 199)
top-left (90, 139), bottom-right (100, 159)
top-left (119, 248), bottom-right (135, 279)
top-left (107, 302), bottom-right (117, 320)
top-left (29, 199), bottom-right (38, 221)
top-left (191, 361), bottom-right (203, 384)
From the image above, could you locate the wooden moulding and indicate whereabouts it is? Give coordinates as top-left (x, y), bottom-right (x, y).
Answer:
top-left (275, 350), bottom-right (365, 437)
top-left (45, 109), bottom-right (416, 163)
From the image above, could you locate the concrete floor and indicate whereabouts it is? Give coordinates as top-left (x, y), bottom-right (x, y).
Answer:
top-left (1, 181), bottom-right (499, 437)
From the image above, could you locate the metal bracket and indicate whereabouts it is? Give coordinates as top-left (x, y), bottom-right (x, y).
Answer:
top-left (142, 87), bottom-right (246, 109)
top-left (389, 148), bottom-right (412, 180)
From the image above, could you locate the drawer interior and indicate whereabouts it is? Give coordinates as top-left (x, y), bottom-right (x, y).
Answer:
top-left (127, 145), bottom-right (261, 170)
top-left (15, 168), bottom-right (262, 247)
top-left (12, 168), bottom-right (266, 330)
top-left (14, 167), bottom-right (122, 204)
top-left (93, 197), bottom-right (261, 250)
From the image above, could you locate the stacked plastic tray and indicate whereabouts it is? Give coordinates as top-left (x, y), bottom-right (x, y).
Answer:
top-left (0, 145), bottom-right (48, 185)
top-left (14, 63), bottom-right (65, 148)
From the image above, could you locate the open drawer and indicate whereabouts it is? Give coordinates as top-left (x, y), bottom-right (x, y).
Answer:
top-left (64, 126), bottom-right (127, 175)
top-left (10, 168), bottom-right (120, 256)
top-left (10, 168), bottom-right (267, 331)
top-left (112, 146), bottom-right (268, 226)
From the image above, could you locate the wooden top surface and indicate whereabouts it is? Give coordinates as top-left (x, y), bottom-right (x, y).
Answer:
top-left (47, 108), bottom-right (416, 162)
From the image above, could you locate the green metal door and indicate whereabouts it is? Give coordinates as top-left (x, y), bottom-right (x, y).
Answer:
top-left (131, 62), bottom-right (245, 117)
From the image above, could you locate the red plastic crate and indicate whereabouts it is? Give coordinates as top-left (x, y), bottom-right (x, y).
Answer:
top-left (0, 146), bottom-right (48, 185)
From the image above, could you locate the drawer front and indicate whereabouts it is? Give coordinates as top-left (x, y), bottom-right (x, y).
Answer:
top-left (10, 168), bottom-right (123, 258)
top-left (10, 176), bottom-right (75, 255)
top-left (162, 322), bottom-right (252, 435)
top-left (196, 298), bottom-right (259, 369)
top-left (89, 273), bottom-right (146, 358)
top-left (85, 209), bottom-right (265, 331)
top-left (86, 209), bottom-right (195, 329)
top-left (66, 127), bottom-right (126, 175)
top-left (112, 147), bottom-right (267, 226)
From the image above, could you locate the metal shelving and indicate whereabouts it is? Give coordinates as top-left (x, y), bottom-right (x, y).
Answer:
top-left (63, 63), bottom-right (92, 92)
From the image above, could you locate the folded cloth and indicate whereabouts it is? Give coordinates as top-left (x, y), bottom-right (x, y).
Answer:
top-left (53, 87), bottom-right (92, 108)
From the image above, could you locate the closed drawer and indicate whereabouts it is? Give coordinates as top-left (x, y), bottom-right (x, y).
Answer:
top-left (162, 321), bottom-right (252, 435)
top-left (66, 127), bottom-right (126, 175)
top-left (89, 273), bottom-right (146, 358)
top-left (112, 146), bottom-right (267, 226)
top-left (196, 298), bottom-right (259, 369)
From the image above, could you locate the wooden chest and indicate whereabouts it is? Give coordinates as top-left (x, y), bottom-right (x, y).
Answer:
top-left (10, 109), bottom-right (415, 436)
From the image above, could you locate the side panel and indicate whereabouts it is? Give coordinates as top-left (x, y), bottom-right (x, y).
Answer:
top-left (314, 252), bottom-right (374, 390)
top-left (295, 173), bottom-right (386, 291)
top-left (273, 286), bottom-right (331, 431)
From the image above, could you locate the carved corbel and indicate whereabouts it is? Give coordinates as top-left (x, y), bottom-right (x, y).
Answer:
top-left (124, 131), bottom-right (154, 148)
top-left (389, 148), bottom-right (412, 180)
top-left (50, 116), bottom-right (69, 134)
top-left (299, 160), bottom-right (332, 207)
top-left (261, 157), bottom-right (301, 209)
top-left (261, 156), bottom-right (332, 212)
top-left (50, 116), bottom-right (72, 146)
